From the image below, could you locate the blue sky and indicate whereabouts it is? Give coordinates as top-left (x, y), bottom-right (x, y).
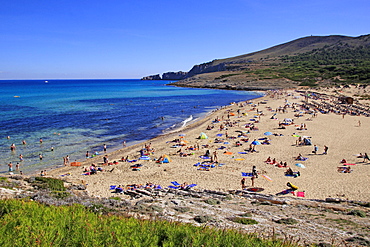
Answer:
top-left (1, 0), bottom-right (369, 79)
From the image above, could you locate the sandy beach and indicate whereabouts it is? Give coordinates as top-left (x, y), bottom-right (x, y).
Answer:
top-left (47, 87), bottom-right (370, 202)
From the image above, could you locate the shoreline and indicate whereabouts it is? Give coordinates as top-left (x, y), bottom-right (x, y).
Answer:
top-left (44, 93), bottom-right (265, 174)
top-left (42, 87), bottom-right (370, 202)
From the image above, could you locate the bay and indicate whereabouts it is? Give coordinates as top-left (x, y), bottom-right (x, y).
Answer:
top-left (0, 79), bottom-right (263, 174)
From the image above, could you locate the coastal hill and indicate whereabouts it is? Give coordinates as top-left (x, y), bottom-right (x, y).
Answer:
top-left (143, 34), bottom-right (370, 90)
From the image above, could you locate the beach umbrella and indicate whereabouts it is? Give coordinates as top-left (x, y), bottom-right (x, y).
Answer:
top-left (295, 163), bottom-right (306, 168)
top-left (251, 140), bottom-right (261, 145)
top-left (264, 132), bottom-right (272, 136)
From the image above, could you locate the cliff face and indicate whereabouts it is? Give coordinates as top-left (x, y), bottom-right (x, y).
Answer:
top-left (186, 62), bottom-right (227, 77)
top-left (162, 71), bottom-right (188, 80)
top-left (141, 63), bottom-right (228, 80)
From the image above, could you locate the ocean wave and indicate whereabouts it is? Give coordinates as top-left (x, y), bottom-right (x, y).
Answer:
top-left (181, 115), bottom-right (193, 127)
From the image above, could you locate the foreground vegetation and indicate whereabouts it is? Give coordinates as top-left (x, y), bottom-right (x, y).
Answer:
top-left (0, 199), bottom-right (298, 247)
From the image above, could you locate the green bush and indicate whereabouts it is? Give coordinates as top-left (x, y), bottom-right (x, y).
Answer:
top-left (194, 215), bottom-right (213, 223)
top-left (275, 218), bottom-right (298, 225)
top-left (231, 217), bottom-right (258, 225)
top-left (174, 207), bottom-right (191, 213)
top-left (33, 177), bottom-right (65, 191)
top-left (204, 198), bottom-right (221, 205)
top-left (347, 210), bottom-right (367, 218)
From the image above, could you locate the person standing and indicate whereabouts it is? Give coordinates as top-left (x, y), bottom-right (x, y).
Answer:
top-left (103, 144), bottom-right (107, 153)
top-left (8, 162), bottom-right (13, 172)
top-left (241, 178), bottom-right (246, 190)
top-left (251, 166), bottom-right (258, 187)
top-left (323, 145), bottom-right (328, 155)
top-left (363, 153), bottom-right (370, 162)
top-left (313, 145), bottom-right (318, 154)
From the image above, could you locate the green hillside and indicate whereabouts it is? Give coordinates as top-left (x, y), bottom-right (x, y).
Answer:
top-left (170, 34), bottom-right (370, 89)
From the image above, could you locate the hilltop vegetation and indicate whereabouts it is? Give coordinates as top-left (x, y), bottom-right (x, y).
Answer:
top-left (167, 34), bottom-right (370, 90)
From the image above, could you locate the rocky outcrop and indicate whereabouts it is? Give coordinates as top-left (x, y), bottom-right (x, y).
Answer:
top-left (141, 74), bottom-right (161, 80)
top-left (162, 71), bottom-right (188, 80)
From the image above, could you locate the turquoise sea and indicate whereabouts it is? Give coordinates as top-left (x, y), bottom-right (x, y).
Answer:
top-left (0, 79), bottom-right (263, 174)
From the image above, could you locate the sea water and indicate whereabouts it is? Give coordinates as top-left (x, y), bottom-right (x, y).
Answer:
top-left (0, 79), bottom-right (263, 174)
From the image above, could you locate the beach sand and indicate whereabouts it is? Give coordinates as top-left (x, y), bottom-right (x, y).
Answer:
top-left (47, 88), bottom-right (370, 202)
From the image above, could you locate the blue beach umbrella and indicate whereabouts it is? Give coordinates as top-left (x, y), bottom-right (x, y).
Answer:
top-left (251, 140), bottom-right (261, 145)
top-left (264, 132), bottom-right (272, 136)
top-left (295, 163), bottom-right (306, 168)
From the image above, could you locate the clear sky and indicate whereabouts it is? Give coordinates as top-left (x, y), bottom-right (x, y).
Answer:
top-left (1, 0), bottom-right (369, 79)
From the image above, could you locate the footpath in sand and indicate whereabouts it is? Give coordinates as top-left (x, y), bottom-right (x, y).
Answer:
top-left (48, 89), bottom-right (370, 202)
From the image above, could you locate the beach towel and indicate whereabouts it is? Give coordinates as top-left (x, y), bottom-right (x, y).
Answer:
top-left (168, 186), bottom-right (180, 189)
top-left (296, 157), bottom-right (308, 161)
top-left (198, 167), bottom-right (210, 171)
top-left (246, 187), bottom-right (264, 192)
top-left (224, 151), bottom-right (233, 155)
top-left (216, 134), bottom-right (223, 137)
top-left (261, 174), bottom-right (273, 181)
top-left (235, 158), bottom-right (245, 161)
top-left (238, 152), bottom-right (248, 154)
top-left (185, 184), bottom-right (197, 190)
top-left (296, 191), bottom-right (305, 197)
top-left (171, 181), bottom-right (180, 186)
top-left (110, 185), bottom-right (117, 190)
top-left (139, 156), bottom-right (150, 160)
top-left (285, 172), bottom-right (300, 178)
top-left (242, 172), bottom-right (253, 177)
top-left (199, 156), bottom-right (211, 159)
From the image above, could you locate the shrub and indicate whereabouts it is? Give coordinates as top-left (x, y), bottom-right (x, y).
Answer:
top-left (231, 217), bottom-right (258, 225)
top-left (33, 177), bottom-right (65, 191)
top-left (174, 207), bottom-right (190, 213)
top-left (238, 212), bottom-right (252, 217)
top-left (275, 218), bottom-right (298, 225)
top-left (109, 197), bottom-right (121, 201)
top-left (204, 198), bottom-right (221, 205)
top-left (194, 215), bottom-right (213, 223)
top-left (51, 191), bottom-right (70, 199)
top-left (347, 210), bottom-right (367, 217)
